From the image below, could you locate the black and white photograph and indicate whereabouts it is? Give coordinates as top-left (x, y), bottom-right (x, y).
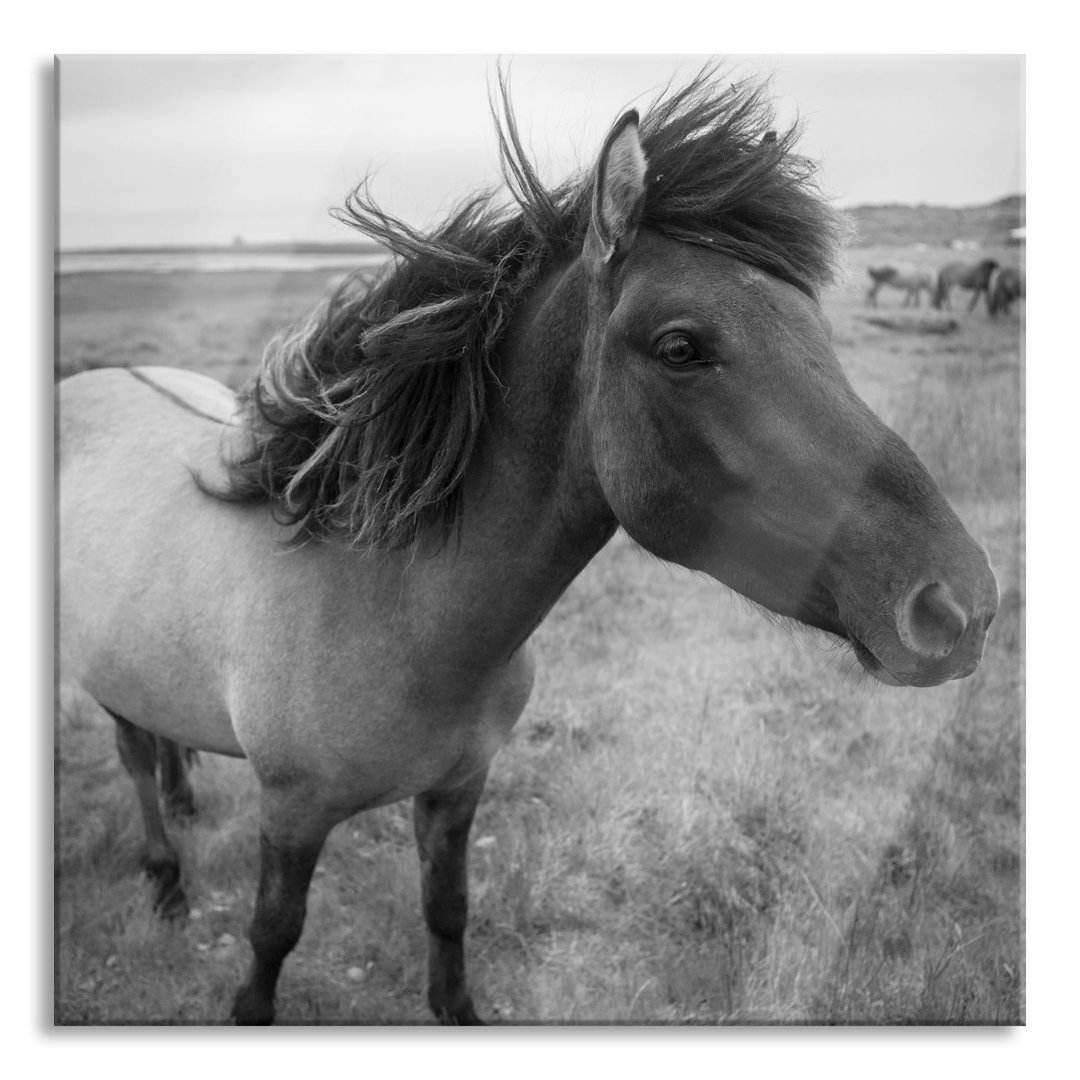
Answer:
top-left (53, 52), bottom-right (1023, 1028)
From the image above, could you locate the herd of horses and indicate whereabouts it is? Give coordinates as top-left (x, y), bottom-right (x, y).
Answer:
top-left (58, 71), bottom-right (1000, 1024)
top-left (866, 257), bottom-right (1025, 316)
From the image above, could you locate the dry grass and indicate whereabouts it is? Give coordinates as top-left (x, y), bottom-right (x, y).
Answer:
top-left (55, 247), bottom-right (1023, 1024)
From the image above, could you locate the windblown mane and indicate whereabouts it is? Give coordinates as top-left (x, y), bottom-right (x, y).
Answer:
top-left (216, 66), bottom-right (846, 549)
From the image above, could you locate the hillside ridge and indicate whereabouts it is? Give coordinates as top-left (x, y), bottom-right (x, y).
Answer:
top-left (844, 195), bottom-right (1025, 247)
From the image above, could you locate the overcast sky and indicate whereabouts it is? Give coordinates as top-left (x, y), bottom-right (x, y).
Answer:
top-left (58, 54), bottom-right (1024, 249)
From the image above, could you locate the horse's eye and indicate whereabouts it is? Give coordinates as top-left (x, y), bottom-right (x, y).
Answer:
top-left (656, 333), bottom-right (699, 368)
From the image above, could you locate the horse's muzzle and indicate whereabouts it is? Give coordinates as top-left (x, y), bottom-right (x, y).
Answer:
top-left (850, 560), bottom-right (1000, 687)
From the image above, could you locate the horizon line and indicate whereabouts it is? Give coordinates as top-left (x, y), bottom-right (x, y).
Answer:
top-left (58, 191), bottom-right (1025, 257)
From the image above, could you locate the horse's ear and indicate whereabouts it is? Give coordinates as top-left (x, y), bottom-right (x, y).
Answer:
top-left (584, 110), bottom-right (647, 266)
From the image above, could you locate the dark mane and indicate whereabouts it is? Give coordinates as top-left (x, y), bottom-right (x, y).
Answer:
top-left (216, 66), bottom-right (846, 549)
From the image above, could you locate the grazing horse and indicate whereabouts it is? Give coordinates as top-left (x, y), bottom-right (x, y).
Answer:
top-left (58, 72), bottom-right (999, 1025)
top-left (865, 263), bottom-right (935, 307)
top-left (932, 258), bottom-right (999, 312)
top-left (989, 266), bottom-right (1025, 317)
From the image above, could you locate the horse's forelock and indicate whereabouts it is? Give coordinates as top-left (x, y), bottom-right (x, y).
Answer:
top-left (633, 70), bottom-right (845, 294)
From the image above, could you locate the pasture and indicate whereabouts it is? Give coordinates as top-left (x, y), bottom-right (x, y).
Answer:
top-left (55, 242), bottom-right (1023, 1024)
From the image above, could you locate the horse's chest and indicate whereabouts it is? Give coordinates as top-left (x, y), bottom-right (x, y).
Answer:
top-left (401, 649), bottom-right (536, 790)
top-left (239, 645), bottom-right (536, 810)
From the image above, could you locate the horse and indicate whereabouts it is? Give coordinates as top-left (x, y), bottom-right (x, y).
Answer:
top-left (932, 258), bottom-right (999, 312)
top-left (865, 263), bottom-right (936, 307)
top-left (988, 266), bottom-right (1025, 317)
top-left (58, 71), bottom-right (999, 1025)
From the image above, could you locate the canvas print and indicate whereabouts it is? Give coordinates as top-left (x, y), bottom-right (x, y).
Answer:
top-left (55, 54), bottom-right (1024, 1025)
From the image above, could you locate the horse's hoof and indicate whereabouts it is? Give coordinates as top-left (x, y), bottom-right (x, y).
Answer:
top-left (232, 986), bottom-right (275, 1026)
top-left (145, 860), bottom-right (189, 920)
top-left (435, 998), bottom-right (485, 1025)
top-left (153, 882), bottom-right (189, 921)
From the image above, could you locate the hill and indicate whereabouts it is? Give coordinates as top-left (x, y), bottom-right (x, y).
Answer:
top-left (845, 195), bottom-right (1024, 248)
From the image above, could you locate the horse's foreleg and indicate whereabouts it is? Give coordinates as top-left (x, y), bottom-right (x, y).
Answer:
top-left (414, 769), bottom-right (489, 1025)
top-left (111, 712), bottom-right (188, 919)
top-left (158, 737), bottom-right (197, 819)
top-left (232, 790), bottom-right (332, 1025)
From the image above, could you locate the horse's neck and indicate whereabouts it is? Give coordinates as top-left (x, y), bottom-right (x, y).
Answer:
top-left (412, 258), bottom-right (616, 669)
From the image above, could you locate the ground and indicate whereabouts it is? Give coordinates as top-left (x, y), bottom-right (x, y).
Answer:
top-left (54, 244), bottom-right (1024, 1024)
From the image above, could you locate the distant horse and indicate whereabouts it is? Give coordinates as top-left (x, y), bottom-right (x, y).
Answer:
top-left (865, 263), bottom-right (936, 307)
top-left (58, 71), bottom-right (998, 1025)
top-left (989, 266), bottom-right (1025, 317)
top-left (932, 258), bottom-right (1000, 312)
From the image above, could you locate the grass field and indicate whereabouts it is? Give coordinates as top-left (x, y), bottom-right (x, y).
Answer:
top-left (55, 245), bottom-right (1024, 1025)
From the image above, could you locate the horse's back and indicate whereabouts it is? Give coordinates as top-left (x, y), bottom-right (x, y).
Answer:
top-left (59, 366), bottom-right (241, 528)
top-left (941, 259), bottom-right (996, 285)
top-left (60, 366), bottom-right (236, 460)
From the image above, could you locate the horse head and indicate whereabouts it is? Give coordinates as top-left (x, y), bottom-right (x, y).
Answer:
top-left (575, 112), bottom-right (998, 688)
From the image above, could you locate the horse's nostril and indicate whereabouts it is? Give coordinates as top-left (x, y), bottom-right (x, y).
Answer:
top-left (904, 582), bottom-right (969, 659)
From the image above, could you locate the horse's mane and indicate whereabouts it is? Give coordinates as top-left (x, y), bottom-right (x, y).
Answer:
top-left (216, 66), bottom-right (846, 550)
